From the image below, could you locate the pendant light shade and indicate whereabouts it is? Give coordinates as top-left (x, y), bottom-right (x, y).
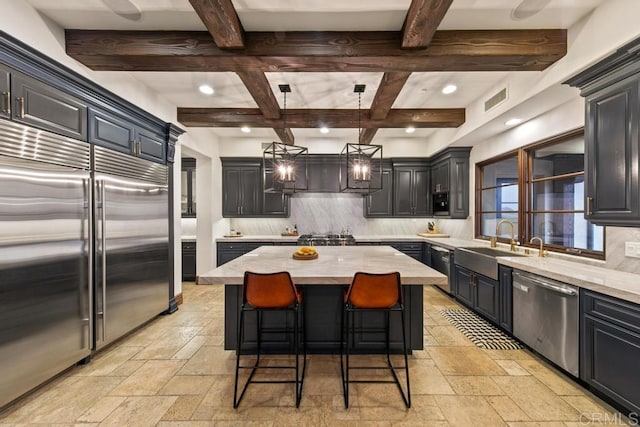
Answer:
top-left (263, 84), bottom-right (308, 193)
top-left (339, 84), bottom-right (383, 194)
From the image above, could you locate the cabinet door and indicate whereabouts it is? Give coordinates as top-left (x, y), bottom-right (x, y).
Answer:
top-left (498, 265), bottom-right (513, 332)
top-left (0, 65), bottom-right (9, 119)
top-left (137, 127), bottom-right (166, 164)
top-left (582, 316), bottom-right (640, 413)
top-left (423, 243), bottom-right (432, 267)
top-left (12, 73), bottom-right (87, 140)
top-left (585, 75), bottom-right (640, 225)
top-left (181, 242), bottom-right (196, 281)
top-left (475, 274), bottom-right (500, 324)
top-left (449, 157), bottom-right (469, 219)
top-left (433, 162), bottom-right (449, 193)
top-left (263, 168), bottom-right (290, 217)
top-left (413, 167), bottom-right (431, 216)
top-left (454, 266), bottom-right (474, 307)
top-left (222, 167), bottom-right (242, 217)
top-left (394, 168), bottom-right (414, 216)
top-left (240, 167), bottom-right (261, 215)
top-left (365, 167), bottom-right (393, 217)
top-left (89, 107), bottom-right (135, 154)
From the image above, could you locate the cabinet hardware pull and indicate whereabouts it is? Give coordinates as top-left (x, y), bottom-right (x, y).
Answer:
top-left (131, 141), bottom-right (136, 154)
top-left (137, 141), bottom-right (142, 156)
top-left (586, 196), bottom-right (593, 215)
top-left (17, 96), bottom-right (25, 118)
top-left (1, 92), bottom-right (9, 114)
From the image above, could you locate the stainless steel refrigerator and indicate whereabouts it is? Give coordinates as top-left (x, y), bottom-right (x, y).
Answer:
top-left (0, 120), bottom-right (170, 408)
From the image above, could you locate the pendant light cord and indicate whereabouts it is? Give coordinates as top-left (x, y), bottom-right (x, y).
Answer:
top-left (283, 91), bottom-right (287, 137)
top-left (357, 91), bottom-right (361, 145)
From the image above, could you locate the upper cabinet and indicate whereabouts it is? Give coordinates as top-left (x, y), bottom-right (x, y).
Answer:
top-left (0, 32), bottom-right (183, 164)
top-left (431, 147), bottom-right (471, 219)
top-left (181, 157), bottom-right (196, 218)
top-left (0, 65), bottom-right (9, 119)
top-left (221, 158), bottom-right (290, 218)
top-left (10, 69), bottom-right (87, 141)
top-left (88, 107), bottom-right (165, 164)
top-left (393, 160), bottom-right (431, 217)
top-left (565, 37), bottom-right (640, 226)
top-left (364, 161), bottom-right (393, 217)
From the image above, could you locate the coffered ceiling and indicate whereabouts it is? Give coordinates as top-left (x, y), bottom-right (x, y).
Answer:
top-left (25, 0), bottom-right (605, 144)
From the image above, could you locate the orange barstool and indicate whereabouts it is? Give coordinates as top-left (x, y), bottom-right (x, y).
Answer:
top-left (340, 271), bottom-right (411, 408)
top-left (233, 271), bottom-right (306, 408)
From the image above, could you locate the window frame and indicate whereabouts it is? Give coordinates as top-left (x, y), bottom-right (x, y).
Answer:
top-left (475, 128), bottom-right (605, 260)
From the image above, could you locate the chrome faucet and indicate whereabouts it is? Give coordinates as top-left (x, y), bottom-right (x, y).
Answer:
top-left (529, 236), bottom-right (547, 257)
top-left (491, 220), bottom-right (517, 252)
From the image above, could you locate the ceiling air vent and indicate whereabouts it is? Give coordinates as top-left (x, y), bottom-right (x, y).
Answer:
top-left (484, 87), bottom-right (508, 112)
top-left (261, 142), bottom-right (272, 150)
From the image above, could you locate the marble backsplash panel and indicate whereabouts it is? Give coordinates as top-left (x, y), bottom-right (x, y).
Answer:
top-left (229, 193), bottom-right (472, 238)
top-left (606, 226), bottom-right (640, 275)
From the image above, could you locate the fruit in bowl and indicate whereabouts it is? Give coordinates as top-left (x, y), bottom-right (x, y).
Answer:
top-left (296, 246), bottom-right (317, 256)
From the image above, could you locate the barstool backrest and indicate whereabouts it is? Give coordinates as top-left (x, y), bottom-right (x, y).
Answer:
top-left (243, 271), bottom-right (300, 308)
top-left (346, 272), bottom-right (402, 309)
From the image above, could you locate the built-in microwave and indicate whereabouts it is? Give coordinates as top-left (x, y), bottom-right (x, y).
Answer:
top-left (433, 192), bottom-right (449, 215)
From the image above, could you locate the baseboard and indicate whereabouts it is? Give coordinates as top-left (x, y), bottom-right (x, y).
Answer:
top-left (175, 293), bottom-right (184, 305)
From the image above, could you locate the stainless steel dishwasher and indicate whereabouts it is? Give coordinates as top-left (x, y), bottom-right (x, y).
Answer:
top-left (431, 245), bottom-right (451, 294)
top-left (512, 270), bottom-right (579, 377)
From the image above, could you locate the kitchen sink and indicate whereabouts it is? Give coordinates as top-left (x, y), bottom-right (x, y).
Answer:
top-left (454, 246), bottom-right (526, 280)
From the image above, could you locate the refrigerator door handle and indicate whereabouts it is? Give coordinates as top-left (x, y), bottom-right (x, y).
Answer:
top-left (84, 178), bottom-right (93, 349)
top-left (99, 179), bottom-right (107, 341)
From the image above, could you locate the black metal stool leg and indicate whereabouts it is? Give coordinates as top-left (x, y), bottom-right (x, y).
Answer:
top-left (401, 308), bottom-right (411, 408)
top-left (233, 307), bottom-right (245, 408)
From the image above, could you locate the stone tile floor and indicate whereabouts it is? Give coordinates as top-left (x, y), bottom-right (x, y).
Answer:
top-left (0, 283), bottom-right (627, 426)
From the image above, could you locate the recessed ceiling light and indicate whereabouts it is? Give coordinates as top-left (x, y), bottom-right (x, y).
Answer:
top-left (405, 127), bottom-right (416, 134)
top-left (320, 126), bottom-right (329, 134)
top-left (442, 84), bottom-right (457, 94)
top-left (198, 84), bottom-right (214, 95)
top-left (240, 126), bottom-right (251, 133)
top-left (505, 118), bottom-right (522, 126)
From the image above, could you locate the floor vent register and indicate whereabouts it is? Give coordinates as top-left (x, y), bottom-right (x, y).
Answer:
top-left (439, 308), bottom-right (524, 350)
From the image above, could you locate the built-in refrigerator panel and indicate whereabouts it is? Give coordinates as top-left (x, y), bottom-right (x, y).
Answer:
top-left (93, 146), bottom-right (169, 349)
top-left (0, 120), bottom-right (91, 408)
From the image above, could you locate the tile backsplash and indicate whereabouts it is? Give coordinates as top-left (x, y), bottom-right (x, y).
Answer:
top-left (229, 193), bottom-right (472, 237)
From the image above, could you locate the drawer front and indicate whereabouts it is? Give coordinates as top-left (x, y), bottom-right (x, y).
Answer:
top-left (217, 242), bottom-right (270, 252)
top-left (582, 290), bottom-right (640, 335)
top-left (182, 242), bottom-right (196, 251)
top-left (388, 241), bottom-right (423, 251)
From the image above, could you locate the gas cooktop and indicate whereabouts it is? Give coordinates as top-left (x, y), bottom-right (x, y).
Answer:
top-left (297, 234), bottom-right (356, 246)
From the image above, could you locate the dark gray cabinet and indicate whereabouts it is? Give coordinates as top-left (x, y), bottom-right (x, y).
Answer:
top-left (222, 161), bottom-right (261, 217)
top-left (565, 38), bottom-right (640, 226)
top-left (430, 148), bottom-right (471, 219)
top-left (182, 241), bottom-right (196, 281)
top-left (498, 265), bottom-right (513, 332)
top-left (216, 241), bottom-right (272, 267)
top-left (581, 290), bottom-right (640, 414)
top-left (453, 264), bottom-right (500, 325)
top-left (11, 72), bottom-right (87, 140)
top-left (181, 158), bottom-right (196, 217)
top-left (393, 161), bottom-right (431, 217)
top-left (432, 161), bottom-right (449, 193)
top-left (364, 161), bottom-right (393, 217)
top-left (88, 107), bottom-right (165, 163)
top-left (387, 241), bottom-right (424, 262)
top-left (0, 65), bottom-right (9, 119)
top-left (221, 158), bottom-right (289, 217)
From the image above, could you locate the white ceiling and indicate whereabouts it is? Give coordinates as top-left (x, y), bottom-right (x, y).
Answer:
top-left (25, 0), bottom-right (606, 143)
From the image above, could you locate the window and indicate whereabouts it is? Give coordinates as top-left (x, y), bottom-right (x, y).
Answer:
top-left (476, 130), bottom-right (604, 259)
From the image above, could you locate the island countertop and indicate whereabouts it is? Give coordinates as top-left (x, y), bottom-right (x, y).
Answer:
top-left (199, 245), bottom-right (447, 285)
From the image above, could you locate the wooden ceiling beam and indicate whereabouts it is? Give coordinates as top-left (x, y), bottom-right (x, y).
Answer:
top-left (177, 108), bottom-right (465, 128)
top-left (188, 0), bottom-right (245, 49)
top-left (359, 128), bottom-right (379, 145)
top-left (273, 127), bottom-right (295, 145)
top-left (65, 29), bottom-right (567, 72)
top-left (370, 72), bottom-right (412, 120)
top-left (402, 0), bottom-right (454, 48)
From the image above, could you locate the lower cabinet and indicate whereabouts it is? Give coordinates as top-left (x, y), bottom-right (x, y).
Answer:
top-left (453, 265), bottom-right (501, 325)
top-left (387, 241), bottom-right (424, 263)
top-left (581, 290), bottom-right (640, 414)
top-left (182, 241), bottom-right (196, 281)
top-left (498, 265), bottom-right (513, 332)
top-left (216, 242), bottom-right (272, 267)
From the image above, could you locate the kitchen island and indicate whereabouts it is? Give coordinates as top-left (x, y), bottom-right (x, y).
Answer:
top-left (199, 245), bottom-right (447, 353)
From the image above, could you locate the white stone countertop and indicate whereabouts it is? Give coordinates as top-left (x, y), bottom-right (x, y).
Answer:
top-left (216, 235), bottom-right (299, 242)
top-left (199, 245), bottom-right (447, 286)
top-left (181, 236), bottom-right (196, 242)
top-left (355, 234), bottom-right (448, 242)
top-left (497, 256), bottom-right (640, 305)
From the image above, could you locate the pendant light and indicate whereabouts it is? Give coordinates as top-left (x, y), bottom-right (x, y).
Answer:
top-left (263, 84), bottom-right (308, 193)
top-left (339, 84), bottom-right (383, 194)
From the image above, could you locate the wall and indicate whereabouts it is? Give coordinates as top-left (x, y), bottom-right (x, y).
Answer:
top-left (230, 193), bottom-right (472, 238)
